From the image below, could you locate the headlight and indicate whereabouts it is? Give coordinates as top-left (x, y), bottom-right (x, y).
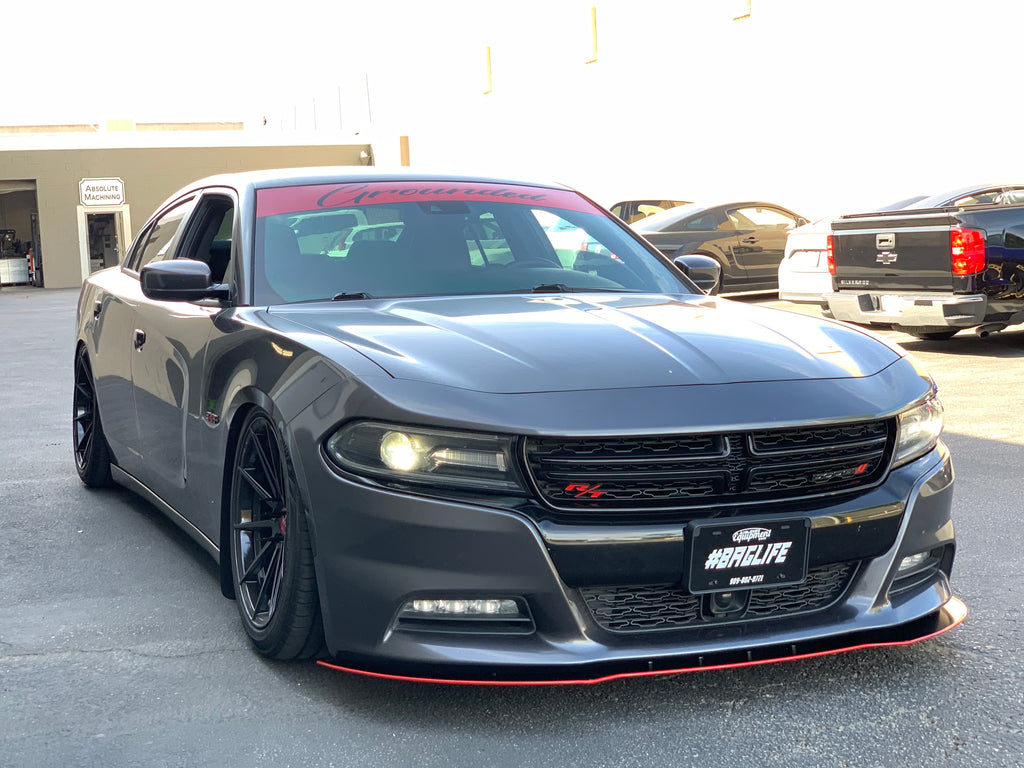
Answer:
top-left (891, 396), bottom-right (944, 468)
top-left (325, 421), bottom-right (525, 493)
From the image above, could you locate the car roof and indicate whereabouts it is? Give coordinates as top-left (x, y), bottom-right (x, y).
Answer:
top-left (632, 200), bottom-right (802, 231)
top-left (183, 167), bottom-right (575, 194)
top-left (909, 183), bottom-right (1024, 209)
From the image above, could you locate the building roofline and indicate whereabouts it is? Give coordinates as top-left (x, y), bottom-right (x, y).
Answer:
top-left (0, 130), bottom-right (371, 152)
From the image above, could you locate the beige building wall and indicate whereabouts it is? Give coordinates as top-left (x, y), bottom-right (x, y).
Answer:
top-left (0, 143), bottom-right (371, 289)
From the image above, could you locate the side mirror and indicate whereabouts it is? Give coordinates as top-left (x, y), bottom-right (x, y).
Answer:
top-left (140, 259), bottom-right (227, 302)
top-left (673, 254), bottom-right (721, 295)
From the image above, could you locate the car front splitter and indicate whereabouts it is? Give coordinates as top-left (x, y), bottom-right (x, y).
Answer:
top-left (316, 595), bottom-right (967, 686)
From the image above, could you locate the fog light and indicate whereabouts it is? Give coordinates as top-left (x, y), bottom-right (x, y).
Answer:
top-left (407, 598), bottom-right (521, 616)
top-left (898, 552), bottom-right (930, 572)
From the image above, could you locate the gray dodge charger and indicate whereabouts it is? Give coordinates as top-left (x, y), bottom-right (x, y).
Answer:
top-left (73, 169), bottom-right (964, 683)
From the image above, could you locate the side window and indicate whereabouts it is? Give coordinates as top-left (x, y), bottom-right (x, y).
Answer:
top-left (728, 206), bottom-right (798, 230)
top-left (178, 194), bottom-right (235, 284)
top-left (533, 210), bottom-right (602, 267)
top-left (681, 211), bottom-right (730, 231)
top-left (127, 197), bottom-right (196, 272)
top-left (467, 212), bottom-right (514, 266)
top-left (954, 190), bottom-right (1001, 206)
top-left (996, 188), bottom-right (1024, 205)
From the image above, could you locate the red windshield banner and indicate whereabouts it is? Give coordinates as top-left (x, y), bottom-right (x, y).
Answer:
top-left (256, 181), bottom-right (599, 218)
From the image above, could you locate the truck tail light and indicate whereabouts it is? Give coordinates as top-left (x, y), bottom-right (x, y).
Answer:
top-left (950, 228), bottom-right (985, 275)
top-left (826, 234), bottom-right (835, 275)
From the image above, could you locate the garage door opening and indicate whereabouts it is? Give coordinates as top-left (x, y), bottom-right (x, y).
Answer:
top-left (0, 179), bottom-right (39, 287)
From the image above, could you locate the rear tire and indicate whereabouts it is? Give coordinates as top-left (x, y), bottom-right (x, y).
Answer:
top-left (228, 410), bottom-right (324, 660)
top-left (73, 347), bottom-right (112, 487)
top-left (894, 326), bottom-right (960, 341)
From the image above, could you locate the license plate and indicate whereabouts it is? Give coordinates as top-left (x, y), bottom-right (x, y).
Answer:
top-left (687, 518), bottom-right (810, 594)
top-left (879, 294), bottom-right (904, 314)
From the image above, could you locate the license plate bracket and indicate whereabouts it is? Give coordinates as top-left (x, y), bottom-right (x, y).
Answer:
top-left (687, 518), bottom-right (810, 594)
top-left (879, 294), bottom-right (905, 314)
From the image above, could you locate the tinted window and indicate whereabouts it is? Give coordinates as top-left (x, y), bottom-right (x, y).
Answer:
top-left (631, 203), bottom-right (707, 233)
top-left (252, 181), bottom-right (688, 304)
top-left (682, 210), bottom-right (730, 231)
top-left (128, 197), bottom-right (195, 272)
top-left (178, 194), bottom-right (235, 284)
top-left (728, 206), bottom-right (799, 230)
top-left (951, 191), bottom-right (1001, 206)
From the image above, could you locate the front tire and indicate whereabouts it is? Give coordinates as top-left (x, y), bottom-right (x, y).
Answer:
top-left (229, 410), bottom-right (324, 660)
top-left (73, 347), bottom-right (112, 487)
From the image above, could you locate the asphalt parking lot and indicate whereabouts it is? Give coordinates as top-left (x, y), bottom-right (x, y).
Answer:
top-left (1, 286), bottom-right (1022, 768)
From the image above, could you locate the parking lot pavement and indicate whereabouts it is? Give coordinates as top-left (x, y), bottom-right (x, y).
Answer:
top-left (2, 287), bottom-right (1023, 768)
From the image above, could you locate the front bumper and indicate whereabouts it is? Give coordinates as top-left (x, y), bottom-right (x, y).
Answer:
top-left (320, 595), bottom-right (966, 684)
top-left (827, 291), bottom-right (987, 328)
top-left (296, 432), bottom-right (960, 683)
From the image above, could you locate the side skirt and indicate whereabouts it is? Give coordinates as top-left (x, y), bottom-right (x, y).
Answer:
top-left (111, 465), bottom-right (220, 561)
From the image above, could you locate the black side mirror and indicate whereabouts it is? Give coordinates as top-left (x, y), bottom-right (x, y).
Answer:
top-left (673, 254), bottom-right (721, 295)
top-left (140, 259), bottom-right (228, 302)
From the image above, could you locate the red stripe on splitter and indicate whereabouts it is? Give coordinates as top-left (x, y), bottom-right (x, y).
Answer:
top-left (316, 597), bottom-right (967, 686)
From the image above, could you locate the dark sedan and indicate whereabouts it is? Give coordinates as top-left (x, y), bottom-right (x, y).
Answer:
top-left (633, 201), bottom-right (808, 294)
top-left (73, 169), bottom-right (963, 683)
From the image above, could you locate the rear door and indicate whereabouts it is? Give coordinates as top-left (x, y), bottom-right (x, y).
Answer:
top-left (725, 205), bottom-right (801, 287)
top-left (831, 211), bottom-right (958, 292)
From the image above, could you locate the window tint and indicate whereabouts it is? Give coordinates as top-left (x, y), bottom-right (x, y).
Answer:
top-left (253, 182), bottom-right (689, 304)
top-left (128, 197), bottom-right (195, 272)
top-left (179, 194), bottom-right (235, 284)
top-left (613, 200), bottom-right (691, 224)
top-left (952, 190), bottom-right (1001, 207)
top-left (535, 210), bottom-right (609, 266)
top-left (728, 206), bottom-right (798, 230)
top-left (680, 210), bottom-right (729, 232)
top-left (996, 188), bottom-right (1024, 205)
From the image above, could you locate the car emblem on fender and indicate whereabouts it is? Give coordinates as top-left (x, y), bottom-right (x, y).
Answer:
top-left (876, 251), bottom-right (898, 265)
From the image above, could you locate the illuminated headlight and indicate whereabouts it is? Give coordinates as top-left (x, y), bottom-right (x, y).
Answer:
top-left (325, 421), bottom-right (524, 492)
top-left (891, 396), bottom-right (944, 468)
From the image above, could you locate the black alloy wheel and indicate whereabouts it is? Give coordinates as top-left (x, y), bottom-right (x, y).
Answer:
top-left (229, 410), bottom-right (323, 659)
top-left (73, 347), bottom-right (112, 487)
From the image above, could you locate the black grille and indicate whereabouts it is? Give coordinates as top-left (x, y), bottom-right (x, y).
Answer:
top-left (581, 563), bottom-right (855, 633)
top-left (525, 420), bottom-right (892, 515)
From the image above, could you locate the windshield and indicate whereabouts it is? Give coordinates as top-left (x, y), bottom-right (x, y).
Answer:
top-left (253, 181), bottom-right (688, 303)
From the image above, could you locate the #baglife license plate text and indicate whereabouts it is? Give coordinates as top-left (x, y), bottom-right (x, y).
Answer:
top-left (688, 518), bottom-right (810, 594)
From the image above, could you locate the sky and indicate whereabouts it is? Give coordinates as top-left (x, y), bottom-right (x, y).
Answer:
top-left (6, 0), bottom-right (1024, 218)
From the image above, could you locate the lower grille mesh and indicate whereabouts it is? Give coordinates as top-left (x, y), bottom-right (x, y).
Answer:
top-left (581, 562), bottom-right (855, 632)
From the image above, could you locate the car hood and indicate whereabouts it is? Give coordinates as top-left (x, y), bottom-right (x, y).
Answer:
top-left (271, 294), bottom-right (901, 394)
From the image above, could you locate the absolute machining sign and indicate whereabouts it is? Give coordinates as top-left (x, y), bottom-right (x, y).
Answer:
top-left (80, 178), bottom-right (126, 206)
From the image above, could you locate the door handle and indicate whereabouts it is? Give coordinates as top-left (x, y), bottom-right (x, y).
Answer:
top-left (741, 236), bottom-right (758, 244)
top-left (134, 329), bottom-right (146, 350)
top-left (93, 300), bottom-right (102, 319)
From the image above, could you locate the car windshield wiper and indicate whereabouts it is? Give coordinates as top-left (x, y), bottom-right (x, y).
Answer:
top-left (332, 291), bottom-right (375, 301)
top-left (530, 284), bottom-right (641, 294)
